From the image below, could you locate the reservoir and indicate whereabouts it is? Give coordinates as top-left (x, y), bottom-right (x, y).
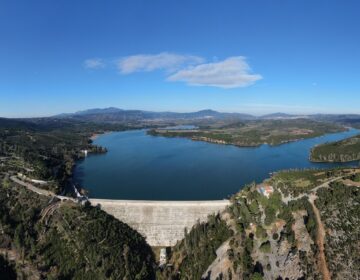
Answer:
top-left (74, 128), bottom-right (359, 200)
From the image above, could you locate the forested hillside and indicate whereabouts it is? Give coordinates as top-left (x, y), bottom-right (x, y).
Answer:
top-left (310, 134), bottom-right (360, 162)
top-left (0, 178), bottom-right (156, 279)
top-left (160, 214), bottom-right (232, 280)
top-left (0, 118), bottom-right (127, 193)
top-left (160, 168), bottom-right (360, 279)
top-left (148, 119), bottom-right (345, 147)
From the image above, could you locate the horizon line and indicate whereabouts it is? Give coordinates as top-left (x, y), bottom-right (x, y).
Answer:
top-left (2, 107), bottom-right (360, 119)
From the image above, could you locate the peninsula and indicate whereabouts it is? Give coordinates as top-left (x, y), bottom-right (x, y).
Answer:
top-left (310, 134), bottom-right (360, 162)
top-left (148, 119), bottom-right (345, 147)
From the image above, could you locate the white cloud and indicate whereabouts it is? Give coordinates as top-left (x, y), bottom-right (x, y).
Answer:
top-left (86, 53), bottom-right (262, 89)
top-left (118, 52), bottom-right (204, 74)
top-left (84, 58), bottom-right (105, 69)
top-left (167, 56), bottom-right (262, 88)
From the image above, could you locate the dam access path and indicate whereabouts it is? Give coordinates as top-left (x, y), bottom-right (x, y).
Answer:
top-left (9, 174), bottom-right (230, 247)
top-left (89, 199), bottom-right (231, 247)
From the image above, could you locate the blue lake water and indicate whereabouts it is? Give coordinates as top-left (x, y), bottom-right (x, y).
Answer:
top-left (74, 128), bottom-right (359, 200)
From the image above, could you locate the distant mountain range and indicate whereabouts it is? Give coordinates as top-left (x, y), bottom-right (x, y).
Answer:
top-left (54, 108), bottom-right (256, 122)
top-left (54, 108), bottom-right (306, 122)
top-left (52, 108), bottom-right (360, 126)
top-left (0, 108), bottom-right (359, 130)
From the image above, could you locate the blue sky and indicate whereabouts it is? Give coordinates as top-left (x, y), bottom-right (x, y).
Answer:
top-left (0, 0), bottom-right (359, 117)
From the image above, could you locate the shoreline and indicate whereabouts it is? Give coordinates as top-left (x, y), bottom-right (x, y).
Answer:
top-left (148, 129), bottom-right (354, 149)
top-left (91, 131), bottom-right (110, 140)
top-left (90, 133), bottom-right (100, 140)
top-left (76, 127), bottom-right (359, 200)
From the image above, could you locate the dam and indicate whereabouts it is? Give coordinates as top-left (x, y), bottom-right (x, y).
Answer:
top-left (89, 199), bottom-right (231, 247)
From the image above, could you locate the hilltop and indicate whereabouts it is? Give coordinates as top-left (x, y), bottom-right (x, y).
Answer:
top-left (160, 168), bottom-right (360, 279)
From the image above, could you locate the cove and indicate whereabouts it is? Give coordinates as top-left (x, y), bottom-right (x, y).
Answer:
top-left (74, 128), bottom-right (359, 200)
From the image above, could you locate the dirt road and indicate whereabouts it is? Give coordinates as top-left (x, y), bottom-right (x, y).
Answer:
top-left (309, 194), bottom-right (331, 280)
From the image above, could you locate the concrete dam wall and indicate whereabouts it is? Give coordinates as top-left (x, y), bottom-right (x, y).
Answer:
top-left (89, 199), bottom-right (231, 247)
